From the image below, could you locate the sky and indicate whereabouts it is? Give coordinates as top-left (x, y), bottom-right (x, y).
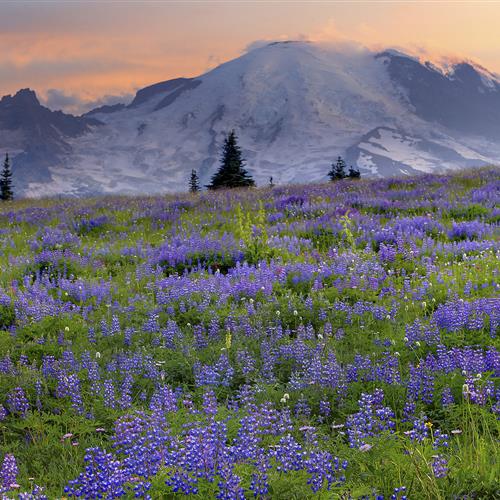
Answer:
top-left (1, 1), bottom-right (500, 114)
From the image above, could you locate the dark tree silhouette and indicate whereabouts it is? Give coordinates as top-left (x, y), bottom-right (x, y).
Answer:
top-left (189, 169), bottom-right (201, 193)
top-left (207, 130), bottom-right (255, 190)
top-left (328, 156), bottom-right (347, 181)
top-left (0, 153), bottom-right (14, 201)
top-left (348, 165), bottom-right (361, 179)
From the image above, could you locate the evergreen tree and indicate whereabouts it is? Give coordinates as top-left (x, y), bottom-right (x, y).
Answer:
top-left (207, 130), bottom-right (255, 190)
top-left (328, 156), bottom-right (347, 181)
top-left (269, 176), bottom-right (274, 188)
top-left (0, 153), bottom-right (13, 201)
top-left (189, 169), bottom-right (201, 193)
top-left (347, 165), bottom-right (361, 179)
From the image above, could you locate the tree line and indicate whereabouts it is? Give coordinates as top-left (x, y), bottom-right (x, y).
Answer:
top-left (190, 130), bottom-right (360, 192)
top-left (1, 130), bottom-right (362, 200)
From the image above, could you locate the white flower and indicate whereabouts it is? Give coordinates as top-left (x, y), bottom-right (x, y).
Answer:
top-left (95, 351), bottom-right (101, 359)
top-left (64, 326), bottom-right (70, 332)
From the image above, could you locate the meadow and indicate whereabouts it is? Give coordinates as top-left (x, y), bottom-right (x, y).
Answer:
top-left (0, 168), bottom-right (498, 499)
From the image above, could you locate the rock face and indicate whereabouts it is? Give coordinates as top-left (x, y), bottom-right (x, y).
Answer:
top-left (0, 89), bottom-right (101, 190)
top-left (2, 42), bottom-right (500, 197)
top-left (378, 51), bottom-right (500, 138)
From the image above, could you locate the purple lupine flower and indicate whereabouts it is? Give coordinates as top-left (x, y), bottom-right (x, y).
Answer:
top-left (431, 454), bottom-right (449, 478)
top-left (406, 415), bottom-right (429, 443)
top-left (346, 389), bottom-right (395, 448)
top-left (304, 451), bottom-right (347, 493)
top-left (0, 453), bottom-right (19, 491)
top-left (6, 387), bottom-right (29, 418)
top-left (65, 447), bottom-right (129, 498)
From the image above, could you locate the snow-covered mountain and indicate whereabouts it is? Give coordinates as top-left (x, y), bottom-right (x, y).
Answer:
top-left (2, 41), bottom-right (500, 196)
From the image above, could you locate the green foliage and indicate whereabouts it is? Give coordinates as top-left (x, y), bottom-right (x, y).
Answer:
top-left (340, 211), bottom-right (356, 249)
top-left (448, 204), bottom-right (490, 221)
top-left (236, 201), bottom-right (274, 264)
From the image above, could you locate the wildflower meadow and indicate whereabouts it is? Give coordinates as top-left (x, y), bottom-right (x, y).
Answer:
top-left (0, 168), bottom-right (498, 499)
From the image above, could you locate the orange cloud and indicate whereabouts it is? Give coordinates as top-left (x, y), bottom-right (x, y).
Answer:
top-left (1, 2), bottom-right (499, 113)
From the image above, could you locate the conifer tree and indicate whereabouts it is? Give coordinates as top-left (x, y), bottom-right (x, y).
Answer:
top-left (207, 130), bottom-right (255, 190)
top-left (348, 165), bottom-right (361, 179)
top-left (328, 156), bottom-right (347, 181)
top-left (269, 176), bottom-right (274, 188)
top-left (189, 169), bottom-right (201, 193)
top-left (0, 153), bottom-right (13, 201)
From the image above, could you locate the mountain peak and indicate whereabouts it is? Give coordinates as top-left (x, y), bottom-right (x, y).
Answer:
top-left (12, 88), bottom-right (40, 106)
top-left (375, 49), bottom-right (419, 63)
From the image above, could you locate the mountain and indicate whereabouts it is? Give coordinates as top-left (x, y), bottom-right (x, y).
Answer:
top-left (2, 41), bottom-right (500, 197)
top-left (0, 89), bottom-right (101, 191)
top-left (378, 50), bottom-right (500, 138)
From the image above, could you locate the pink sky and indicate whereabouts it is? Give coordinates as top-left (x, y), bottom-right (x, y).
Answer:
top-left (1, 1), bottom-right (499, 114)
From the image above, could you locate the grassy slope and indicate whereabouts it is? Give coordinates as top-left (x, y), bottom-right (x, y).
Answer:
top-left (0, 167), bottom-right (498, 499)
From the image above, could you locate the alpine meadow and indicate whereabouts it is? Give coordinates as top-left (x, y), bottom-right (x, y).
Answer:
top-left (1, 2), bottom-right (500, 499)
top-left (0, 167), bottom-right (498, 499)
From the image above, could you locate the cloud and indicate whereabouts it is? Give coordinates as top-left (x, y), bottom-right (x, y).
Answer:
top-left (40, 89), bottom-right (134, 115)
top-left (243, 33), bottom-right (310, 53)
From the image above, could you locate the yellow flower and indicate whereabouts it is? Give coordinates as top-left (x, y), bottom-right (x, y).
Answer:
top-left (425, 421), bottom-right (433, 429)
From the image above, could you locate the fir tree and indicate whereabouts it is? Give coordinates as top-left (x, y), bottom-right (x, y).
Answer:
top-left (207, 130), bottom-right (255, 190)
top-left (269, 176), bottom-right (274, 188)
top-left (189, 169), bottom-right (201, 193)
top-left (347, 165), bottom-right (361, 179)
top-left (0, 153), bottom-right (13, 201)
top-left (328, 156), bottom-right (347, 181)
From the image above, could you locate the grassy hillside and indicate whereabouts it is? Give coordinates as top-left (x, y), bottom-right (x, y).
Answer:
top-left (0, 168), bottom-right (498, 499)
